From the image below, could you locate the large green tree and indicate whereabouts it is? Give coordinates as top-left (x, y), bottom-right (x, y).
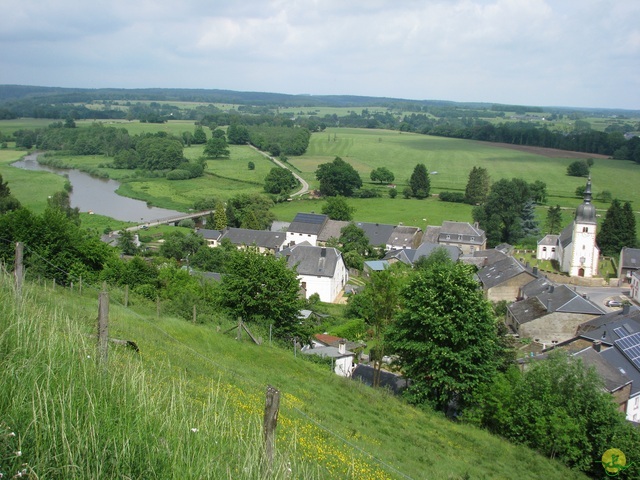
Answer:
top-left (386, 261), bottom-right (502, 412)
top-left (136, 137), bottom-right (184, 170)
top-left (545, 205), bottom-right (563, 234)
top-left (464, 166), bottom-right (490, 205)
top-left (473, 178), bottom-right (531, 246)
top-left (315, 157), bottom-right (362, 197)
top-left (566, 160), bottom-right (590, 177)
top-left (226, 123), bottom-right (250, 145)
top-left (203, 137), bottom-right (229, 158)
top-left (263, 167), bottom-right (298, 195)
top-left (370, 167), bottom-right (395, 185)
top-left (321, 196), bottom-right (355, 221)
top-left (467, 352), bottom-right (640, 476)
top-left (597, 199), bottom-right (637, 255)
top-left (225, 193), bottom-right (275, 230)
top-left (408, 164), bottom-right (430, 199)
top-left (217, 250), bottom-right (305, 340)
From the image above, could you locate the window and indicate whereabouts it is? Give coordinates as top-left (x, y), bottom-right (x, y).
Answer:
top-left (543, 247), bottom-right (547, 252)
top-left (445, 235), bottom-right (450, 240)
top-left (583, 227), bottom-right (588, 232)
top-left (470, 237), bottom-right (475, 241)
top-left (458, 235), bottom-right (462, 240)
top-left (552, 248), bottom-right (556, 253)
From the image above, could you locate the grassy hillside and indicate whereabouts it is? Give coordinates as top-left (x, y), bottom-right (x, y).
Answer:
top-left (0, 272), bottom-right (588, 479)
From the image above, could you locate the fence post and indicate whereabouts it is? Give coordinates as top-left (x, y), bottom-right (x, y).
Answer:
top-left (263, 385), bottom-right (280, 470)
top-left (237, 317), bottom-right (242, 341)
top-left (124, 284), bottom-right (129, 308)
top-left (79, 276), bottom-right (82, 295)
top-left (52, 278), bottom-right (56, 290)
top-left (193, 304), bottom-right (197, 324)
top-left (98, 283), bottom-right (109, 365)
top-left (14, 242), bottom-right (24, 298)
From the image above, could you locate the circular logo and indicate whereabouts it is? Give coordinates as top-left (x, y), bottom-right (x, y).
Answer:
top-left (601, 448), bottom-right (627, 476)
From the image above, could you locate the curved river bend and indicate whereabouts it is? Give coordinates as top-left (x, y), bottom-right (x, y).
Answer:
top-left (12, 153), bottom-right (183, 223)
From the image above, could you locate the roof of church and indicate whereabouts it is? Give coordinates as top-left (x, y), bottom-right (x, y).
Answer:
top-left (575, 177), bottom-right (597, 224)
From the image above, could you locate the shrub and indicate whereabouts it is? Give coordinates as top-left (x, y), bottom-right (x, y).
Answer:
top-left (439, 191), bottom-right (465, 203)
top-left (166, 169), bottom-right (191, 180)
top-left (248, 161), bottom-right (255, 170)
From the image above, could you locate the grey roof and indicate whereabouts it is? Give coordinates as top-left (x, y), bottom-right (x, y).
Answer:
top-left (559, 222), bottom-right (574, 248)
top-left (535, 284), bottom-right (605, 315)
top-left (574, 347), bottom-right (632, 393)
top-left (354, 221), bottom-right (396, 246)
top-left (508, 297), bottom-right (548, 324)
top-left (317, 219), bottom-right (350, 242)
top-left (221, 228), bottom-right (286, 250)
top-left (301, 346), bottom-right (353, 359)
top-left (620, 247), bottom-right (640, 270)
top-left (387, 226), bottom-right (421, 248)
top-left (577, 307), bottom-right (640, 341)
top-left (196, 228), bottom-right (223, 240)
top-left (472, 248), bottom-right (509, 266)
top-left (423, 226), bottom-right (441, 244)
top-left (438, 221), bottom-right (485, 245)
top-left (364, 260), bottom-right (389, 271)
top-left (385, 243), bottom-right (461, 265)
top-left (270, 221), bottom-right (290, 232)
top-left (575, 178), bottom-right (597, 224)
top-left (477, 257), bottom-right (532, 289)
top-left (601, 347), bottom-right (640, 397)
top-left (520, 277), bottom-right (556, 298)
top-left (537, 234), bottom-right (559, 247)
top-left (278, 244), bottom-right (342, 277)
top-left (288, 213), bottom-right (328, 235)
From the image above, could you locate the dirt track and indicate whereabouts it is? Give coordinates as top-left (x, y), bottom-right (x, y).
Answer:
top-left (481, 142), bottom-right (610, 159)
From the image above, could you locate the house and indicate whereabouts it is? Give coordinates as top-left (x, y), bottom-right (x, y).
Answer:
top-left (476, 256), bottom-right (538, 302)
top-left (619, 247), bottom-right (640, 285)
top-left (220, 228), bottom-right (287, 254)
top-left (363, 260), bottom-right (390, 275)
top-left (301, 339), bottom-right (355, 377)
top-left (277, 243), bottom-right (348, 303)
top-left (506, 284), bottom-right (605, 345)
top-left (535, 178), bottom-right (600, 278)
top-left (386, 225), bottom-right (422, 250)
top-left (552, 307), bottom-right (640, 420)
top-left (423, 221), bottom-right (486, 254)
top-left (317, 219), bottom-right (350, 245)
top-left (353, 221), bottom-right (396, 248)
top-left (631, 271), bottom-right (640, 303)
top-left (311, 333), bottom-right (366, 354)
top-left (383, 242), bottom-right (461, 267)
top-left (286, 213), bottom-right (329, 247)
top-left (195, 228), bottom-right (223, 248)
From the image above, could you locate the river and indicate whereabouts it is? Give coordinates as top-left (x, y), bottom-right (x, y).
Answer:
top-left (11, 153), bottom-right (183, 223)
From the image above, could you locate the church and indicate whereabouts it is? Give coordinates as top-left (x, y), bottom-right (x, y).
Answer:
top-left (536, 178), bottom-right (600, 277)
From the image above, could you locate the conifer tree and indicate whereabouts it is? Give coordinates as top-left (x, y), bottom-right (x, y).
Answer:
top-left (464, 166), bottom-right (490, 205)
top-left (545, 205), bottom-right (563, 234)
top-left (597, 199), bottom-right (631, 256)
top-left (409, 164), bottom-right (430, 199)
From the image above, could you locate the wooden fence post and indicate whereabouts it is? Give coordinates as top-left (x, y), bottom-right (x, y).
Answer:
top-left (79, 276), bottom-right (82, 295)
top-left (237, 317), bottom-right (242, 341)
top-left (52, 278), bottom-right (56, 291)
top-left (263, 385), bottom-right (280, 470)
top-left (98, 283), bottom-right (109, 365)
top-left (124, 285), bottom-right (129, 308)
top-left (14, 242), bottom-right (24, 298)
top-left (193, 304), bottom-right (197, 324)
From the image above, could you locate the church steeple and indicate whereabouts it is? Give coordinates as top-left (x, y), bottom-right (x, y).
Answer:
top-left (575, 176), bottom-right (596, 224)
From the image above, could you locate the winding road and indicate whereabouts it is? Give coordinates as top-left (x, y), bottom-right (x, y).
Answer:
top-left (249, 145), bottom-right (310, 197)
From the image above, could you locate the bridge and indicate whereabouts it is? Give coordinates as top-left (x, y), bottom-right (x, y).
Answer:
top-left (125, 210), bottom-right (215, 232)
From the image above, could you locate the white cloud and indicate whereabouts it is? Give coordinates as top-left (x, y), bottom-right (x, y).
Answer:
top-left (0, 0), bottom-right (638, 108)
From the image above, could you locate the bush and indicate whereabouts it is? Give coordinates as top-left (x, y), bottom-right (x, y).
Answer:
top-left (389, 188), bottom-right (398, 199)
top-left (166, 169), bottom-right (191, 180)
top-left (248, 161), bottom-right (255, 170)
top-left (329, 318), bottom-right (367, 340)
top-left (354, 188), bottom-right (381, 198)
top-left (439, 191), bottom-right (465, 203)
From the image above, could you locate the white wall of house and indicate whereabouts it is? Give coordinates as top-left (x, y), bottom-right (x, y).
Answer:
top-left (286, 231), bottom-right (318, 246)
top-left (334, 355), bottom-right (354, 377)
top-left (536, 242), bottom-right (558, 261)
top-left (627, 394), bottom-right (640, 422)
top-left (299, 260), bottom-right (348, 303)
top-left (631, 273), bottom-right (640, 303)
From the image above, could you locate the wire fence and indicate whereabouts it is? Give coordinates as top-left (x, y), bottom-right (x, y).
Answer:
top-left (1, 236), bottom-right (413, 480)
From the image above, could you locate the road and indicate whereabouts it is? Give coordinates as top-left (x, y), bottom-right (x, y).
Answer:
top-left (572, 285), bottom-right (633, 312)
top-left (249, 145), bottom-right (310, 197)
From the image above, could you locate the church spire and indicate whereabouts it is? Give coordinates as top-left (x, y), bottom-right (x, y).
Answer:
top-left (583, 176), bottom-right (592, 204)
top-left (575, 176), bottom-right (596, 223)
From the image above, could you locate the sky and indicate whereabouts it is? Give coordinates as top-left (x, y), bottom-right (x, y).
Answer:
top-left (1, 0), bottom-right (639, 110)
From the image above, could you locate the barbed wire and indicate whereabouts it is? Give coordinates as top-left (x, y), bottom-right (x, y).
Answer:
top-left (0, 236), bottom-right (413, 479)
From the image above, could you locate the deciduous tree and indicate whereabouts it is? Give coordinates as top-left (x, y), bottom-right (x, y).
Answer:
top-left (321, 196), bottom-right (355, 221)
top-left (370, 167), bottom-right (395, 184)
top-left (386, 261), bottom-right (502, 412)
top-left (315, 157), bottom-right (362, 197)
top-left (566, 160), bottom-right (589, 177)
top-left (203, 137), bottom-right (230, 158)
top-left (264, 167), bottom-right (298, 195)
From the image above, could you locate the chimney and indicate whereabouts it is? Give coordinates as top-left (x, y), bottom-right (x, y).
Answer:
top-left (532, 266), bottom-right (538, 276)
top-left (548, 285), bottom-right (555, 293)
top-left (622, 304), bottom-right (630, 315)
top-left (338, 339), bottom-right (346, 355)
top-left (321, 247), bottom-right (326, 258)
top-left (546, 299), bottom-right (552, 312)
top-left (593, 340), bottom-right (602, 353)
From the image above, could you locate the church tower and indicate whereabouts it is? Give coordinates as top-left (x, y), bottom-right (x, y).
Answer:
top-left (569, 177), bottom-right (599, 277)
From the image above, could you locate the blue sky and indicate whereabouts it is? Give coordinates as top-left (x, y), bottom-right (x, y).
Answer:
top-left (1, 0), bottom-right (639, 109)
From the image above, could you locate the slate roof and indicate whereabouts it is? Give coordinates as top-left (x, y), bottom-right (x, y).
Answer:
top-left (423, 226), bottom-right (441, 244)
top-left (352, 364), bottom-right (410, 394)
top-left (196, 228), bottom-right (223, 240)
top-left (317, 219), bottom-right (350, 242)
top-left (221, 228), bottom-right (286, 250)
top-left (314, 333), bottom-right (365, 352)
top-left (472, 248), bottom-right (509, 266)
top-left (477, 257), bottom-right (531, 289)
top-left (301, 346), bottom-right (353, 359)
top-left (601, 346), bottom-right (640, 397)
top-left (508, 297), bottom-right (548, 325)
top-left (384, 243), bottom-right (461, 265)
top-left (576, 307), bottom-right (640, 341)
top-left (537, 234), bottom-right (559, 247)
top-left (535, 284), bottom-right (605, 315)
top-left (278, 244), bottom-right (342, 277)
top-left (354, 221), bottom-right (396, 246)
top-left (288, 213), bottom-right (328, 235)
top-left (364, 260), bottom-right (389, 271)
top-left (438, 221), bottom-right (486, 245)
top-left (387, 226), bottom-right (421, 249)
top-left (559, 222), bottom-right (574, 248)
top-left (520, 277), bottom-right (556, 298)
top-left (574, 347), bottom-right (632, 393)
top-left (620, 247), bottom-right (640, 270)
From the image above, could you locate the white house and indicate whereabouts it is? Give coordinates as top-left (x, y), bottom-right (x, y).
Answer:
top-left (536, 177), bottom-right (600, 278)
top-left (423, 221), bottom-right (486, 254)
top-left (631, 271), bottom-right (640, 304)
top-left (301, 339), bottom-right (355, 377)
top-left (286, 213), bottom-right (328, 247)
top-left (278, 243), bottom-right (348, 303)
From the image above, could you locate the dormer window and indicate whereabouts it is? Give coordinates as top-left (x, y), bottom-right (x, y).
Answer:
top-left (470, 237), bottom-right (475, 241)
top-left (445, 235), bottom-right (450, 240)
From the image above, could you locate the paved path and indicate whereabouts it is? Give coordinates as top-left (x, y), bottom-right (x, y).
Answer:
top-left (249, 145), bottom-right (310, 197)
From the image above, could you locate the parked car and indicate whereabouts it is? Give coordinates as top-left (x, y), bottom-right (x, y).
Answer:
top-left (605, 300), bottom-right (623, 307)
